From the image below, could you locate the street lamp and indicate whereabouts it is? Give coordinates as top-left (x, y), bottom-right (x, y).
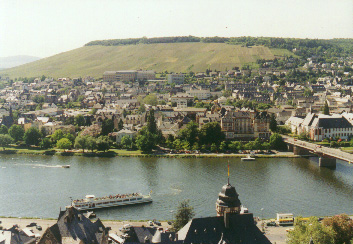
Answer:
top-left (261, 208), bottom-right (264, 232)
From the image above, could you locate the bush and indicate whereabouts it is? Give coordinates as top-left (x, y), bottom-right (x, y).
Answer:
top-left (330, 141), bottom-right (339, 148)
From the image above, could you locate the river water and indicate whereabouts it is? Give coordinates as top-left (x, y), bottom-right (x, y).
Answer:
top-left (0, 155), bottom-right (352, 220)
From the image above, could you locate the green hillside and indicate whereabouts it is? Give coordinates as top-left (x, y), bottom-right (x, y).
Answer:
top-left (0, 43), bottom-right (294, 79)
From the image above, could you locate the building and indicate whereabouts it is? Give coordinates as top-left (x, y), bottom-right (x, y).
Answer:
top-left (116, 129), bottom-right (137, 143)
top-left (103, 70), bottom-right (155, 82)
top-left (0, 225), bottom-right (37, 244)
top-left (176, 176), bottom-right (271, 244)
top-left (221, 109), bottom-right (271, 140)
top-left (124, 173), bottom-right (271, 244)
top-left (103, 71), bottom-right (137, 82)
top-left (171, 94), bottom-right (194, 108)
top-left (168, 74), bottom-right (185, 84)
top-left (309, 114), bottom-right (353, 141)
top-left (186, 88), bottom-right (211, 100)
top-left (136, 70), bottom-right (156, 81)
top-left (38, 206), bottom-right (109, 244)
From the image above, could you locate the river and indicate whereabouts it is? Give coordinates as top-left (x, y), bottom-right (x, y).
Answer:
top-left (0, 155), bottom-right (352, 220)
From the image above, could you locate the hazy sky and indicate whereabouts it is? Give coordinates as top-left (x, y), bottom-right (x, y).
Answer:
top-left (1, 0), bottom-right (352, 58)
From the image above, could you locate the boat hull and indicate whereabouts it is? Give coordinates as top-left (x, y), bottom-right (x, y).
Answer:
top-left (241, 158), bottom-right (255, 161)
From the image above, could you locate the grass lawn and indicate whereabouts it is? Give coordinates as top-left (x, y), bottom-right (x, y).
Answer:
top-left (110, 149), bottom-right (143, 156)
top-left (340, 147), bottom-right (353, 153)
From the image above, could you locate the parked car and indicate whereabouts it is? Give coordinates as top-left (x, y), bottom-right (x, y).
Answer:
top-left (153, 221), bottom-right (161, 226)
top-left (266, 222), bottom-right (276, 227)
top-left (26, 222), bottom-right (37, 227)
top-left (147, 221), bottom-right (153, 226)
top-left (36, 225), bottom-right (42, 231)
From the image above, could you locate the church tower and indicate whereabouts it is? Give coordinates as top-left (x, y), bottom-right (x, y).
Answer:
top-left (216, 163), bottom-right (241, 216)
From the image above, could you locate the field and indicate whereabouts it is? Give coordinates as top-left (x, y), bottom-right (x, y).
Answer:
top-left (0, 43), bottom-right (295, 79)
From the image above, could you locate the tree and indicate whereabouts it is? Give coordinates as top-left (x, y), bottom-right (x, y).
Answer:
top-left (74, 114), bottom-right (85, 126)
top-left (269, 133), bottom-right (287, 150)
top-left (64, 133), bottom-right (76, 144)
top-left (24, 127), bottom-right (42, 146)
top-left (298, 132), bottom-right (309, 141)
top-left (89, 108), bottom-right (97, 115)
top-left (118, 119), bottom-right (124, 131)
top-left (192, 142), bottom-right (199, 151)
top-left (135, 109), bottom-right (163, 153)
top-left (182, 141), bottom-right (191, 150)
top-left (51, 129), bottom-right (64, 143)
top-left (322, 214), bottom-right (353, 244)
top-left (74, 135), bottom-right (88, 153)
top-left (101, 119), bottom-right (114, 136)
top-left (323, 101), bottom-right (330, 115)
top-left (178, 121), bottom-right (199, 146)
top-left (219, 141), bottom-right (227, 152)
top-left (229, 141), bottom-right (242, 152)
top-left (330, 141), bottom-right (339, 148)
top-left (120, 135), bottom-right (132, 149)
top-left (146, 109), bottom-right (158, 135)
top-left (173, 200), bottom-right (195, 231)
top-left (81, 124), bottom-right (101, 137)
top-left (96, 136), bottom-right (110, 152)
top-left (0, 134), bottom-right (13, 150)
top-left (56, 138), bottom-right (72, 151)
top-left (136, 132), bottom-right (155, 153)
top-left (287, 216), bottom-right (335, 244)
top-left (143, 94), bottom-right (158, 106)
top-left (8, 125), bottom-right (24, 142)
top-left (269, 114), bottom-right (278, 132)
top-left (39, 138), bottom-right (52, 149)
top-left (86, 136), bottom-right (97, 152)
top-left (210, 143), bottom-right (218, 152)
top-left (138, 105), bottom-right (146, 113)
top-left (199, 122), bottom-right (225, 146)
top-left (0, 125), bottom-right (8, 134)
top-left (33, 95), bottom-right (45, 104)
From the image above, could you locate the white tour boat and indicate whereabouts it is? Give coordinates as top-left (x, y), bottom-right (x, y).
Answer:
top-left (69, 192), bottom-right (152, 210)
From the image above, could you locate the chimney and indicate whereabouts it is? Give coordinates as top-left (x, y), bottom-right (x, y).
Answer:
top-left (224, 211), bottom-right (230, 229)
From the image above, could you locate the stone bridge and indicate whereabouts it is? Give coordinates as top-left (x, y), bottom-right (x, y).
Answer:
top-left (282, 135), bottom-right (353, 168)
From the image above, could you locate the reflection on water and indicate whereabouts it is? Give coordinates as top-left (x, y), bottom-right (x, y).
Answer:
top-left (0, 155), bottom-right (352, 220)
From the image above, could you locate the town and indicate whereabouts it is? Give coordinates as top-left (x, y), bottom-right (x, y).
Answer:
top-left (1, 37), bottom-right (353, 244)
top-left (0, 49), bottom-right (352, 155)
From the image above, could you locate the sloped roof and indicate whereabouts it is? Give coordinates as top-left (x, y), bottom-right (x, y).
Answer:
top-left (315, 116), bottom-right (353, 129)
top-left (48, 207), bottom-right (107, 244)
top-left (177, 213), bottom-right (271, 244)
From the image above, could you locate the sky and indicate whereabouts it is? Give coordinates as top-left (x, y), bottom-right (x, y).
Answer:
top-left (1, 0), bottom-right (352, 58)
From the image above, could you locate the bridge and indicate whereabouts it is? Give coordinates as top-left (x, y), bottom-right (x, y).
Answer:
top-left (282, 135), bottom-right (353, 168)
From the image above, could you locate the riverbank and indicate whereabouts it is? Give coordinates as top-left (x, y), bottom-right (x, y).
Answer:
top-left (0, 147), bottom-right (301, 158)
top-left (0, 216), bottom-right (320, 244)
top-left (0, 216), bottom-right (287, 243)
top-left (0, 217), bottom-right (172, 237)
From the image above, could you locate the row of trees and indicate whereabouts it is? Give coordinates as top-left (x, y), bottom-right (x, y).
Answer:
top-left (130, 110), bottom-right (287, 153)
top-left (287, 214), bottom-right (353, 244)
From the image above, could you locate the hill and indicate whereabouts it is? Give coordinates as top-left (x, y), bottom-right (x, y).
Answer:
top-left (0, 55), bottom-right (40, 69)
top-left (0, 43), bottom-right (294, 79)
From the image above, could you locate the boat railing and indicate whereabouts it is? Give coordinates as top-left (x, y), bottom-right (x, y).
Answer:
top-left (73, 193), bottom-right (141, 204)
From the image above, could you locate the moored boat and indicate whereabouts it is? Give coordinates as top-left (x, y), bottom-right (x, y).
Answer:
top-left (241, 155), bottom-right (255, 161)
top-left (68, 192), bottom-right (152, 210)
